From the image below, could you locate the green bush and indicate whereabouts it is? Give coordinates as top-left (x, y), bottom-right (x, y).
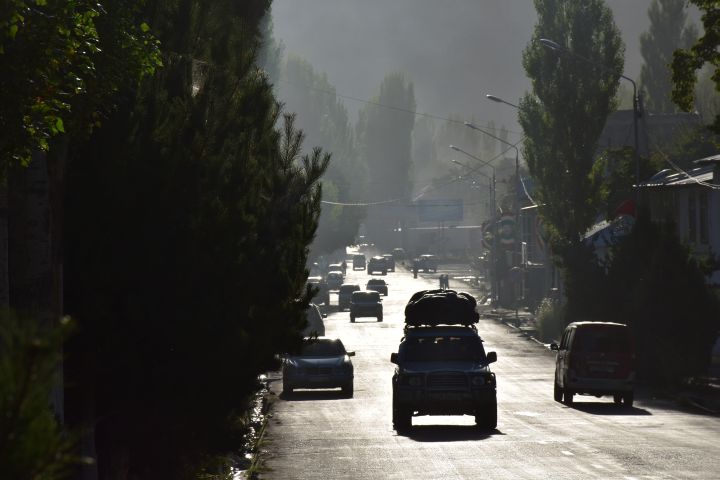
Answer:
top-left (0, 311), bottom-right (77, 479)
top-left (536, 298), bottom-right (565, 343)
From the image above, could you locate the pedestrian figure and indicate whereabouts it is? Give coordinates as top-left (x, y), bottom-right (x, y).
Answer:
top-left (439, 275), bottom-right (444, 289)
top-left (341, 260), bottom-right (347, 275)
top-left (444, 274), bottom-right (450, 290)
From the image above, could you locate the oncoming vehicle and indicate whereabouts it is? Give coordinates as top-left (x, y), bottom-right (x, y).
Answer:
top-left (366, 278), bottom-right (388, 296)
top-left (338, 283), bottom-right (361, 311)
top-left (307, 276), bottom-right (329, 305)
top-left (382, 254), bottom-right (396, 272)
top-left (282, 337), bottom-right (355, 397)
top-left (367, 256), bottom-right (387, 275)
top-left (416, 254), bottom-right (438, 273)
top-left (391, 290), bottom-right (497, 430)
top-left (392, 247), bottom-right (406, 261)
top-left (350, 290), bottom-right (383, 322)
top-left (551, 322), bottom-right (635, 407)
top-left (352, 254), bottom-right (366, 271)
top-left (326, 272), bottom-right (343, 291)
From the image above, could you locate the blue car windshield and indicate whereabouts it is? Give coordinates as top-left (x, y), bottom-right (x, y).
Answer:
top-left (301, 339), bottom-right (346, 356)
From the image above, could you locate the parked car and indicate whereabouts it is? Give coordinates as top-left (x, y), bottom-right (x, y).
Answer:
top-left (326, 272), bottom-right (343, 291)
top-left (366, 278), bottom-right (388, 296)
top-left (303, 303), bottom-right (326, 337)
top-left (338, 283), bottom-right (361, 310)
top-left (367, 256), bottom-right (387, 275)
top-left (382, 254), bottom-right (396, 272)
top-left (350, 290), bottom-right (383, 322)
top-left (282, 337), bottom-right (355, 396)
top-left (352, 254), bottom-right (366, 271)
top-left (415, 254), bottom-right (438, 273)
top-left (551, 322), bottom-right (635, 407)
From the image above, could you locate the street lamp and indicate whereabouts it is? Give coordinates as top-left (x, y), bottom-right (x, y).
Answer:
top-left (449, 145), bottom-right (499, 305)
top-left (539, 37), bottom-right (641, 203)
top-left (463, 123), bottom-right (522, 324)
top-left (451, 159), bottom-right (495, 218)
top-left (486, 94), bottom-right (519, 109)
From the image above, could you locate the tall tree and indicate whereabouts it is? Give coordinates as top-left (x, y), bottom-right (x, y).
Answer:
top-left (64, 1), bottom-right (328, 477)
top-left (639, 0), bottom-right (698, 113)
top-left (519, 0), bottom-right (624, 249)
top-left (279, 55), bottom-right (365, 256)
top-left (672, 0), bottom-right (720, 133)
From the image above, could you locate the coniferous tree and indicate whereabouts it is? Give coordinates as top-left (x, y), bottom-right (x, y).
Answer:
top-left (64, 1), bottom-right (328, 477)
top-left (639, 0), bottom-right (698, 113)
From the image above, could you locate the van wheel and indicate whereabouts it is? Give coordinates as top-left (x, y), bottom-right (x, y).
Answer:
top-left (553, 382), bottom-right (563, 402)
top-left (563, 389), bottom-right (574, 405)
top-left (377, 315), bottom-right (383, 322)
top-left (350, 315), bottom-right (355, 323)
top-left (613, 394), bottom-right (623, 405)
top-left (623, 392), bottom-right (634, 408)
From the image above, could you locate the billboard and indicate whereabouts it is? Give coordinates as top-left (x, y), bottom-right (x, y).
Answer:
top-left (415, 199), bottom-right (464, 222)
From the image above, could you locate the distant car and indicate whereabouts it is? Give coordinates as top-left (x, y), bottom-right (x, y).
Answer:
top-left (303, 303), bottom-right (326, 337)
top-left (382, 254), bottom-right (395, 272)
top-left (328, 263), bottom-right (344, 275)
top-left (366, 278), bottom-right (388, 296)
top-left (282, 337), bottom-right (355, 396)
top-left (392, 247), bottom-right (406, 261)
top-left (367, 256), bottom-right (387, 275)
top-left (551, 322), bottom-right (635, 407)
top-left (416, 254), bottom-right (438, 273)
top-left (352, 254), bottom-right (366, 271)
top-left (350, 290), bottom-right (383, 322)
top-left (326, 272), bottom-right (343, 291)
top-left (338, 283), bottom-right (361, 310)
top-left (307, 276), bottom-right (330, 305)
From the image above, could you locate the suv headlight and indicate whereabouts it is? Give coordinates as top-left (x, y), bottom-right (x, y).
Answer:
top-left (471, 373), bottom-right (495, 386)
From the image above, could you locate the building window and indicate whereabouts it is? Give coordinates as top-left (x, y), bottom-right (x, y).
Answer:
top-left (688, 193), bottom-right (697, 243)
top-left (699, 191), bottom-right (709, 244)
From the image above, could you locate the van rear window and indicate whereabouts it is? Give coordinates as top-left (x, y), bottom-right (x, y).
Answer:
top-left (573, 326), bottom-right (631, 353)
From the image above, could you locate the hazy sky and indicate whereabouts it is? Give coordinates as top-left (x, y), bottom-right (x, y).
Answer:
top-left (270, 0), bottom-right (678, 143)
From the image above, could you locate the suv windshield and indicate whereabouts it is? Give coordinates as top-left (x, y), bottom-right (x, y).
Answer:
top-left (400, 335), bottom-right (486, 362)
top-left (301, 339), bottom-right (346, 356)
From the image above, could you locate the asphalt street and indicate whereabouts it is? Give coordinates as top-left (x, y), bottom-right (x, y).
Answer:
top-left (260, 262), bottom-right (720, 479)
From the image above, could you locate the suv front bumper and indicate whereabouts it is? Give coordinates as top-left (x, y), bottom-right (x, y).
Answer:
top-left (394, 385), bottom-right (496, 415)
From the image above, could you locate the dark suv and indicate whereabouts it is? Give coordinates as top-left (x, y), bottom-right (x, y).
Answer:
top-left (367, 256), bottom-right (387, 275)
top-left (390, 290), bottom-right (497, 430)
top-left (350, 290), bottom-right (383, 322)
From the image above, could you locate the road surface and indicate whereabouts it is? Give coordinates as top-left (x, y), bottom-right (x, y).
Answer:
top-left (260, 262), bottom-right (720, 479)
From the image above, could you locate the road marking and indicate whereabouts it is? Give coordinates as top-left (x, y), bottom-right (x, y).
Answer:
top-left (561, 450), bottom-right (574, 456)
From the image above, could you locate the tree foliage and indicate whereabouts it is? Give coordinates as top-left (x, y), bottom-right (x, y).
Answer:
top-left (640, 0), bottom-right (698, 113)
top-left (64, 1), bottom-right (327, 477)
top-left (0, 311), bottom-right (77, 479)
top-left (278, 55), bottom-right (365, 256)
top-left (0, 0), bottom-right (161, 168)
top-left (605, 212), bottom-right (720, 384)
top-left (519, 0), bottom-right (624, 249)
top-left (672, 0), bottom-right (720, 133)
top-left (357, 73), bottom-right (416, 201)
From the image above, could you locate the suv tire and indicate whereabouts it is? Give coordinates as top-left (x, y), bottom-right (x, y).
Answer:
top-left (283, 379), bottom-right (293, 396)
top-left (350, 315), bottom-right (355, 323)
top-left (377, 315), bottom-right (383, 322)
top-left (342, 382), bottom-right (354, 398)
top-left (475, 399), bottom-right (497, 430)
top-left (392, 402), bottom-right (412, 431)
top-left (563, 388), bottom-right (574, 405)
top-left (623, 392), bottom-right (634, 408)
top-left (553, 382), bottom-right (562, 402)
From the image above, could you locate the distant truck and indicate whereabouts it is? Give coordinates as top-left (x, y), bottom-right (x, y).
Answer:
top-left (390, 289), bottom-right (498, 431)
top-left (352, 254), bottom-right (366, 271)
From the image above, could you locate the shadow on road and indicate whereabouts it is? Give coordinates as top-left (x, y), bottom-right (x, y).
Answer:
top-left (399, 425), bottom-right (504, 442)
top-left (569, 402), bottom-right (651, 416)
top-left (280, 390), bottom-right (349, 401)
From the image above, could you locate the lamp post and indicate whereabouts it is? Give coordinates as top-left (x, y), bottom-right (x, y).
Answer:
top-left (449, 145), bottom-right (499, 305)
top-left (539, 37), bottom-right (641, 204)
top-left (486, 94), bottom-right (519, 109)
top-left (463, 122), bottom-right (522, 324)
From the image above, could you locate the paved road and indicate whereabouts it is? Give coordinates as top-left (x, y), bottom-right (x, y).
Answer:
top-left (260, 263), bottom-right (720, 479)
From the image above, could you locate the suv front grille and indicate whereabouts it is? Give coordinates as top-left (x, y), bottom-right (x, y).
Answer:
top-left (427, 372), bottom-right (467, 390)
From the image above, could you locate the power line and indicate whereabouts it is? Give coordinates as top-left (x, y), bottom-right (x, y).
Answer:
top-left (277, 78), bottom-right (525, 136)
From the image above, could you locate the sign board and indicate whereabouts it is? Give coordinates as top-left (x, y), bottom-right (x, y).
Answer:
top-left (416, 199), bottom-right (463, 222)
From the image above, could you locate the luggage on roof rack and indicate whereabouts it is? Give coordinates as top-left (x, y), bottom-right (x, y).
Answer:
top-left (404, 289), bottom-right (479, 326)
